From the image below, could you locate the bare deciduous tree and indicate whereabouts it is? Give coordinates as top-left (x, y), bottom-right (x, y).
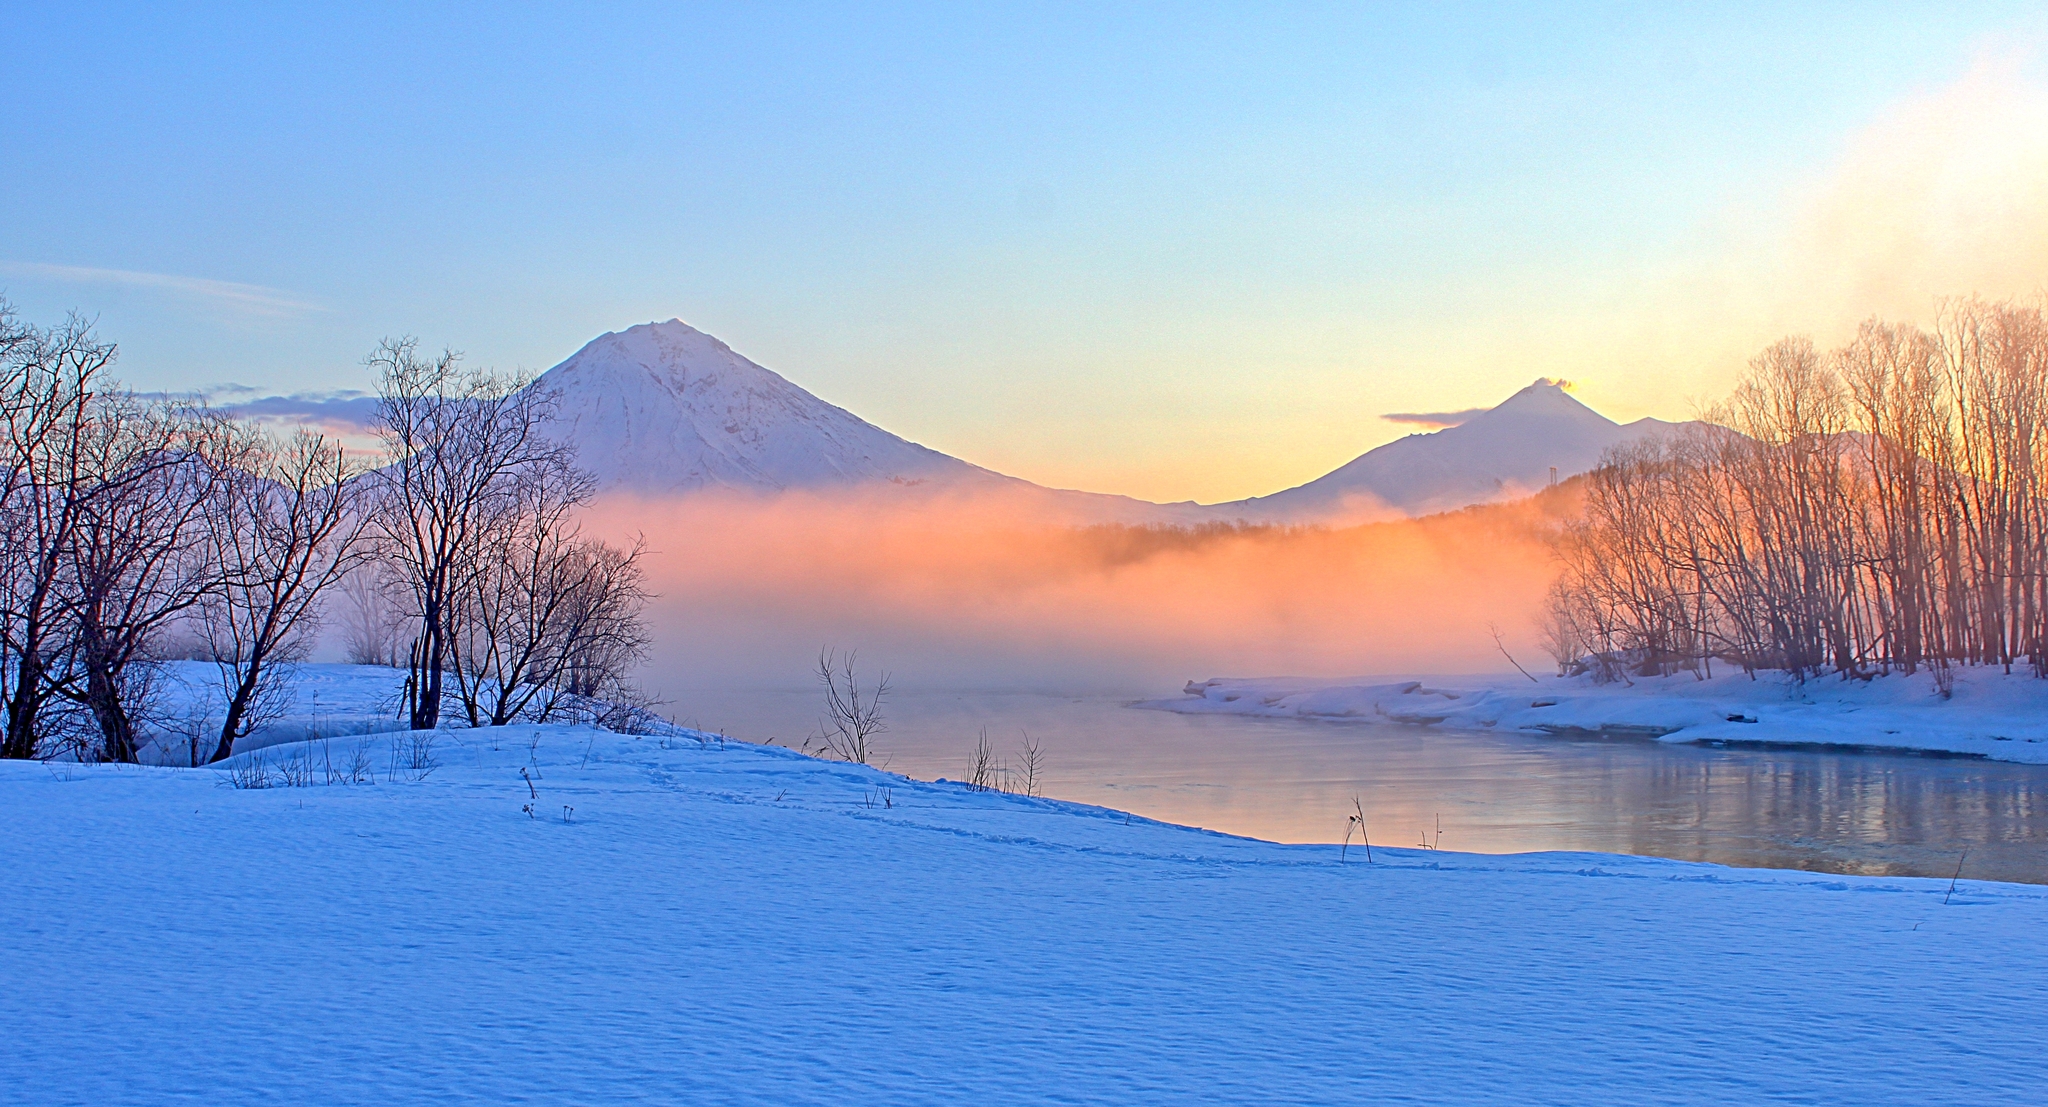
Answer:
top-left (62, 394), bottom-right (225, 761)
top-left (368, 338), bottom-right (572, 730)
top-left (447, 455), bottom-right (650, 727)
top-left (0, 304), bottom-right (111, 758)
top-left (79, 429), bottom-right (217, 760)
top-left (556, 538), bottom-right (655, 708)
top-left (200, 425), bottom-right (369, 761)
top-left (809, 647), bottom-right (888, 764)
top-left (336, 566), bottom-right (406, 667)
top-left (1018, 732), bottom-right (1045, 797)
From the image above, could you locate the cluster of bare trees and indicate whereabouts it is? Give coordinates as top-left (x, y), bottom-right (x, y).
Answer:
top-left (0, 305), bottom-right (327, 764)
top-left (367, 338), bottom-right (650, 731)
top-left (1549, 296), bottom-right (2048, 687)
top-left (0, 301), bottom-right (649, 763)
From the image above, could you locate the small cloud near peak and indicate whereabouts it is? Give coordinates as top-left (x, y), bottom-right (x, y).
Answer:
top-left (1386, 378), bottom-right (1579, 428)
top-left (1382, 407), bottom-right (1487, 430)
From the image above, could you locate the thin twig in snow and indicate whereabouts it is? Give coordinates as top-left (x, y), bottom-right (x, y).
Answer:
top-left (1489, 622), bottom-right (1540, 684)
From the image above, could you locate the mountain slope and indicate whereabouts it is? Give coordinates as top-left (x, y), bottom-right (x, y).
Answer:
top-left (1212, 380), bottom-right (1685, 522)
top-left (536, 321), bottom-right (1204, 522)
top-left (535, 321), bottom-right (995, 494)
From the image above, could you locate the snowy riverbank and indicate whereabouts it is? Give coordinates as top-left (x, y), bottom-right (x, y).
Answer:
top-left (6, 685), bottom-right (2048, 1103)
top-left (1148, 667), bottom-right (2048, 764)
top-left (139, 662), bottom-right (414, 762)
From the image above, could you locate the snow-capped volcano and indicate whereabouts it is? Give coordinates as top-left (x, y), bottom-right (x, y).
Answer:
top-left (535, 320), bottom-right (997, 494)
top-left (1210, 380), bottom-right (1685, 522)
top-left (535, 320), bottom-right (1206, 522)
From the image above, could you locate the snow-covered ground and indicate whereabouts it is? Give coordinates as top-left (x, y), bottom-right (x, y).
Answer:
top-left (1154, 667), bottom-right (2048, 764)
top-left (139, 662), bottom-right (410, 764)
top-left (5, 666), bottom-right (2046, 1104)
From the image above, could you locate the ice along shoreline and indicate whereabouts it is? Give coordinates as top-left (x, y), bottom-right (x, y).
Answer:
top-left (1146, 667), bottom-right (2048, 765)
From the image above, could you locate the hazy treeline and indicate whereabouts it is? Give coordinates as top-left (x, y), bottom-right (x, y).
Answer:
top-left (0, 300), bottom-right (649, 763)
top-left (1060, 520), bottom-right (1326, 568)
top-left (1551, 296), bottom-right (2048, 685)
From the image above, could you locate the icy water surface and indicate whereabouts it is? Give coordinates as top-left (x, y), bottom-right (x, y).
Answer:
top-left (673, 688), bottom-right (2048, 885)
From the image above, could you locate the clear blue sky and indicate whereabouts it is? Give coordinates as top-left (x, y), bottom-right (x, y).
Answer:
top-left (5, 3), bottom-right (2042, 500)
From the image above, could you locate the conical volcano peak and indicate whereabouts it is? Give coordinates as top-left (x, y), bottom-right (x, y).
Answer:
top-left (614, 318), bottom-right (724, 349)
top-left (1479, 378), bottom-right (1605, 422)
top-left (530, 321), bottom-right (981, 495)
top-left (1210, 375), bottom-right (1682, 522)
top-left (571, 320), bottom-right (757, 384)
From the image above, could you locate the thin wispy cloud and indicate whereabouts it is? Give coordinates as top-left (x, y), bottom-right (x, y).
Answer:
top-left (1381, 408), bottom-right (1485, 429)
top-left (214, 391), bottom-right (380, 431)
top-left (146, 384), bottom-right (383, 447)
top-left (0, 261), bottom-right (326, 318)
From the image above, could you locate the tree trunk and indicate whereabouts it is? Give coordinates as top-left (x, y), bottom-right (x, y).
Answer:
top-left (208, 661), bottom-right (264, 764)
top-left (1, 653), bottom-right (46, 760)
top-left (85, 662), bottom-right (139, 763)
top-left (409, 622), bottom-right (443, 730)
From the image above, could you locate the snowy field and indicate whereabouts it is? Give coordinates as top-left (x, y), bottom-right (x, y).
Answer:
top-left (136, 662), bottom-right (415, 764)
top-left (5, 675), bottom-right (2047, 1105)
top-left (1159, 667), bottom-right (2048, 764)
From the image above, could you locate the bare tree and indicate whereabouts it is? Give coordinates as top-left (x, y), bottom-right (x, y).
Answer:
top-left (0, 307), bottom-right (114, 758)
top-left (61, 394), bottom-right (225, 761)
top-left (556, 538), bottom-right (654, 707)
top-left (1535, 580), bottom-right (1587, 676)
top-left (199, 425), bottom-right (370, 762)
top-left (335, 566), bottom-right (406, 667)
top-left (1840, 318), bottom-right (1949, 674)
top-left (809, 647), bottom-right (888, 764)
top-left (447, 455), bottom-right (651, 726)
top-left (368, 338), bottom-right (571, 730)
top-left (968, 726), bottom-right (997, 791)
top-left (1018, 732), bottom-right (1045, 798)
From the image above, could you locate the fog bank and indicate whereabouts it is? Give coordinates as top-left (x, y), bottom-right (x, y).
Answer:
top-left (582, 486), bottom-right (1567, 699)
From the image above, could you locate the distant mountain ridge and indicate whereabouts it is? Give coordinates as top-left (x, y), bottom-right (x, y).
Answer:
top-left (533, 320), bottom-right (1685, 523)
top-left (1210, 380), bottom-right (1688, 522)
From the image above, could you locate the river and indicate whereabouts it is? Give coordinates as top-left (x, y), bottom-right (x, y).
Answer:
top-left (671, 687), bottom-right (2048, 885)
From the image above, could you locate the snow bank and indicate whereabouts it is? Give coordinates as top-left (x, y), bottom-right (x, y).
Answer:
top-left (141, 662), bottom-right (409, 760)
top-left (139, 662), bottom-right (662, 765)
top-left (1149, 667), bottom-right (2048, 763)
top-left (5, 683), bottom-right (2046, 1104)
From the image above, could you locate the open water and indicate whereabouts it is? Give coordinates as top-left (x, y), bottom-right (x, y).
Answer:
top-left (673, 687), bottom-right (2048, 884)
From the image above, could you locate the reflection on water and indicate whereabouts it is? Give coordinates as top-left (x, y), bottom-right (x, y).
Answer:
top-left (673, 688), bottom-right (2048, 885)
